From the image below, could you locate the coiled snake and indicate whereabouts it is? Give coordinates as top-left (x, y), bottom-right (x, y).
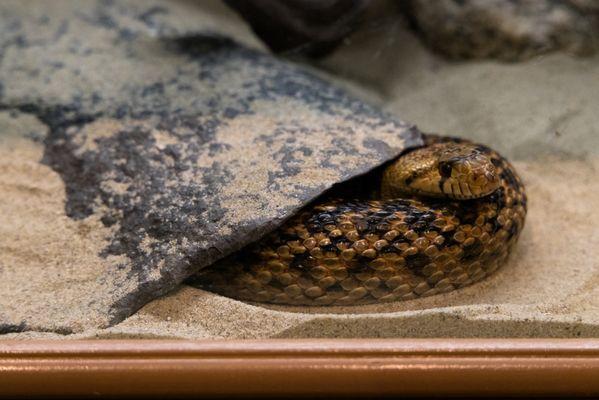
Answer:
top-left (193, 135), bottom-right (527, 305)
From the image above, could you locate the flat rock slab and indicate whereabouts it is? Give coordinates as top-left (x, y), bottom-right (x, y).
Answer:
top-left (0, 1), bottom-right (421, 332)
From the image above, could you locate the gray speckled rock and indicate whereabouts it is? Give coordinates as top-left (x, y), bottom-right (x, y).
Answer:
top-left (405, 0), bottom-right (599, 60)
top-left (0, 0), bottom-right (421, 332)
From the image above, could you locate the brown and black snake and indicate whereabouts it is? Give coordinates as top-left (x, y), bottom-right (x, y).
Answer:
top-left (192, 134), bottom-right (527, 305)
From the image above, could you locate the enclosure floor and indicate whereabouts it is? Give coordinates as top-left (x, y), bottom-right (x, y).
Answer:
top-left (4, 18), bottom-right (599, 340)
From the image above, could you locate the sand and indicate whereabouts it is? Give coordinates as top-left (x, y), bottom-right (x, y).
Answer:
top-left (2, 20), bottom-right (599, 339)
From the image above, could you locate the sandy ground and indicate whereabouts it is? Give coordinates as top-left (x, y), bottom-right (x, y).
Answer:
top-left (3, 23), bottom-right (599, 339)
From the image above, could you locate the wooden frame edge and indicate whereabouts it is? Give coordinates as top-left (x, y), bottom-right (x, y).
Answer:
top-left (1, 338), bottom-right (599, 397)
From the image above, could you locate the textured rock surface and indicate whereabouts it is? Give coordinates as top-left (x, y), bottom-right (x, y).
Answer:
top-left (404, 0), bottom-right (599, 60)
top-left (0, 0), bottom-right (421, 332)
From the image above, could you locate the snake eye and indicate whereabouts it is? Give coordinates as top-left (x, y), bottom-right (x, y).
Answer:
top-left (439, 162), bottom-right (453, 178)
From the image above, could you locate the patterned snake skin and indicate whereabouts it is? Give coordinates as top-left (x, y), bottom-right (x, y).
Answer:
top-left (192, 135), bottom-right (527, 305)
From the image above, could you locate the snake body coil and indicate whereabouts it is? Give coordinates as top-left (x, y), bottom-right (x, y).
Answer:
top-left (193, 135), bottom-right (527, 305)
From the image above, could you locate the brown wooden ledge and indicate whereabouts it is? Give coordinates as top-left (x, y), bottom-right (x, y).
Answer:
top-left (1, 339), bottom-right (598, 397)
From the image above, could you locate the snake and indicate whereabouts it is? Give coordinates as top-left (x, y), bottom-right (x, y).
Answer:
top-left (191, 134), bottom-right (527, 306)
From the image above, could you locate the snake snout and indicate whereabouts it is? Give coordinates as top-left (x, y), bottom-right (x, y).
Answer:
top-left (380, 141), bottom-right (501, 200)
top-left (447, 152), bottom-right (500, 199)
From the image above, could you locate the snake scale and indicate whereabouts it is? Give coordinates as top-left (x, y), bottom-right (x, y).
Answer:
top-left (193, 134), bottom-right (527, 306)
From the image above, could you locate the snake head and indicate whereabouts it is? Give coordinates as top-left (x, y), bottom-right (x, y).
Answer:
top-left (382, 142), bottom-right (500, 200)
